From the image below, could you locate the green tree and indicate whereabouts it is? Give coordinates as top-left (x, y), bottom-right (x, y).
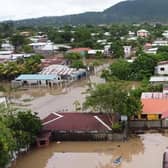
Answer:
top-left (0, 121), bottom-right (15, 168)
top-left (74, 27), bottom-right (91, 42)
top-left (65, 52), bottom-right (81, 60)
top-left (71, 60), bottom-right (85, 69)
top-left (111, 40), bottom-right (124, 58)
top-left (109, 59), bottom-right (131, 80)
top-left (8, 110), bottom-right (42, 149)
top-left (11, 34), bottom-right (26, 53)
top-left (23, 45), bottom-right (33, 53)
top-left (131, 53), bottom-right (157, 80)
top-left (83, 82), bottom-right (142, 120)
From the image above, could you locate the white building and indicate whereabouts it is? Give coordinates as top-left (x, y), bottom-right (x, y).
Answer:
top-left (1, 42), bottom-right (14, 51)
top-left (152, 40), bottom-right (168, 47)
top-left (128, 31), bottom-right (135, 37)
top-left (162, 30), bottom-right (168, 39)
top-left (88, 50), bottom-right (104, 55)
top-left (144, 48), bottom-right (158, 54)
top-left (123, 46), bottom-right (132, 58)
top-left (149, 76), bottom-right (168, 84)
top-left (137, 29), bottom-right (149, 38)
top-left (104, 32), bottom-right (111, 36)
top-left (155, 61), bottom-right (168, 75)
top-left (104, 45), bottom-right (111, 56)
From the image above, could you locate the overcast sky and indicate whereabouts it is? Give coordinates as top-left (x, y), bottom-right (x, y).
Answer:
top-left (0, 0), bottom-right (123, 21)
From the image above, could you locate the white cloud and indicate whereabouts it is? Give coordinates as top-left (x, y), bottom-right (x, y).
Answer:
top-left (0, 0), bottom-right (123, 21)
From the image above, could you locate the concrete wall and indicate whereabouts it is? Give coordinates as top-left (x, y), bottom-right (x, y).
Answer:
top-left (129, 120), bottom-right (168, 129)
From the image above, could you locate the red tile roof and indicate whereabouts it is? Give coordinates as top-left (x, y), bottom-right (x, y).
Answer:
top-left (42, 112), bottom-right (112, 132)
top-left (141, 99), bottom-right (168, 116)
top-left (158, 61), bottom-right (168, 66)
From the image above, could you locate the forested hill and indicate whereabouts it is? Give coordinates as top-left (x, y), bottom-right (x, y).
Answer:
top-left (13, 0), bottom-right (168, 26)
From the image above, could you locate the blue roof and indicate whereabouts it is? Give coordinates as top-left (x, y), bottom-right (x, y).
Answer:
top-left (16, 74), bottom-right (58, 80)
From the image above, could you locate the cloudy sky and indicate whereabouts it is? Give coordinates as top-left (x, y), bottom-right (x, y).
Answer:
top-left (0, 0), bottom-right (123, 21)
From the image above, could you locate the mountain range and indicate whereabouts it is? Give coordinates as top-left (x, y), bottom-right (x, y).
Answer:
top-left (14, 0), bottom-right (168, 26)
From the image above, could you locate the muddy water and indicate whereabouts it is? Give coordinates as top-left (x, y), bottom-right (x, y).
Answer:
top-left (12, 134), bottom-right (167, 168)
top-left (9, 63), bottom-right (139, 118)
top-left (20, 74), bottom-right (106, 119)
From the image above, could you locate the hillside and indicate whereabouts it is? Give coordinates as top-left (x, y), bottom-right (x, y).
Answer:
top-left (14, 0), bottom-right (168, 26)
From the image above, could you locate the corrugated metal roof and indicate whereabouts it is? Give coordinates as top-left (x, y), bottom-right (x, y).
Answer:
top-left (42, 112), bottom-right (113, 132)
top-left (16, 74), bottom-right (58, 80)
top-left (141, 92), bottom-right (168, 99)
top-left (150, 76), bottom-right (168, 82)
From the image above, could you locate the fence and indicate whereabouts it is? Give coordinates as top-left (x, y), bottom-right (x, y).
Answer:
top-left (51, 131), bottom-right (125, 141)
top-left (128, 120), bottom-right (168, 129)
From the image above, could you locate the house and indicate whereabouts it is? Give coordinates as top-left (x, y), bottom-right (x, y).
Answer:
top-left (0, 51), bottom-right (13, 60)
top-left (144, 48), bottom-right (158, 54)
top-left (152, 40), bottom-right (168, 47)
top-left (1, 42), bottom-right (14, 51)
top-left (12, 74), bottom-right (61, 87)
top-left (97, 39), bottom-right (107, 45)
top-left (123, 46), bottom-right (132, 58)
top-left (20, 31), bottom-right (32, 37)
top-left (88, 50), bottom-right (104, 55)
top-left (140, 92), bottom-right (168, 120)
top-left (104, 45), bottom-right (111, 56)
top-left (155, 61), bottom-right (168, 75)
top-left (29, 42), bottom-right (46, 50)
top-left (137, 29), bottom-right (149, 38)
top-left (40, 64), bottom-right (86, 81)
top-left (127, 36), bottom-right (137, 41)
top-left (162, 30), bottom-right (168, 39)
top-left (41, 57), bottom-right (65, 68)
top-left (149, 76), bottom-right (168, 84)
top-left (128, 31), bottom-right (135, 37)
top-left (29, 34), bottom-right (48, 43)
top-left (42, 112), bottom-right (112, 132)
top-left (104, 32), bottom-right (111, 36)
top-left (29, 42), bottom-right (60, 56)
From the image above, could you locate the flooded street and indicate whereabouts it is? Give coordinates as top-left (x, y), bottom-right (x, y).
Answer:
top-left (12, 133), bottom-right (167, 168)
top-left (9, 64), bottom-right (107, 118)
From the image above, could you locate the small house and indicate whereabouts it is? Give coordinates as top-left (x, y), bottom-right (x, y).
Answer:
top-left (162, 30), bottom-right (168, 39)
top-left (152, 40), bottom-right (168, 47)
top-left (123, 46), bottom-right (132, 58)
top-left (13, 74), bottom-right (61, 87)
top-left (144, 47), bottom-right (158, 54)
top-left (155, 61), bottom-right (168, 75)
top-left (137, 29), bottom-right (149, 38)
top-left (149, 76), bottom-right (168, 84)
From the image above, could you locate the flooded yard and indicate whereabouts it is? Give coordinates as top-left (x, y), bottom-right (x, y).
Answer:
top-left (1, 63), bottom-right (140, 118)
top-left (11, 133), bottom-right (167, 168)
top-left (9, 70), bottom-right (107, 118)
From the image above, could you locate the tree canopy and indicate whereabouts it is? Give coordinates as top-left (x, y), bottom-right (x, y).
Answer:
top-left (83, 82), bottom-right (142, 117)
top-left (0, 105), bottom-right (42, 168)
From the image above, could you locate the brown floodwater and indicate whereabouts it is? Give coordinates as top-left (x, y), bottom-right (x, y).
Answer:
top-left (3, 63), bottom-right (140, 118)
top-left (11, 133), bottom-right (168, 168)
top-left (13, 74), bottom-right (106, 119)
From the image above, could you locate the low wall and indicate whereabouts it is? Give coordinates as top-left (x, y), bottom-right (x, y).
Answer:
top-left (129, 120), bottom-right (168, 129)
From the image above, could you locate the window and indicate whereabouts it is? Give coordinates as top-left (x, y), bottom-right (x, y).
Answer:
top-left (160, 67), bottom-right (165, 71)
